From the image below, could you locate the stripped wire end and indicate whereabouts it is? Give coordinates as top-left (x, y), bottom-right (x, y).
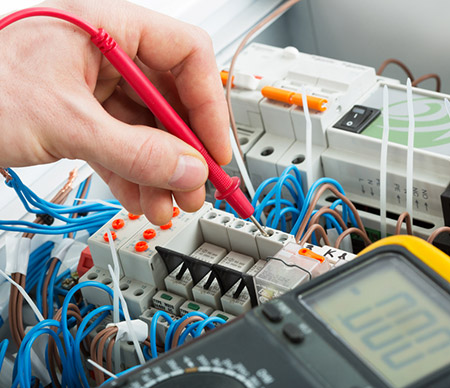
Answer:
top-left (0, 167), bottom-right (12, 182)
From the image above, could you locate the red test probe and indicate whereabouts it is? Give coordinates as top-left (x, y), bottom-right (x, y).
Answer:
top-left (0, 7), bottom-right (268, 236)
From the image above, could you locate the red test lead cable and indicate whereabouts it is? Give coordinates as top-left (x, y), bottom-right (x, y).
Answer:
top-left (0, 7), bottom-right (268, 235)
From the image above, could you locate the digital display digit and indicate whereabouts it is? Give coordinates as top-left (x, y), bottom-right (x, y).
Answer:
top-left (304, 255), bottom-right (450, 387)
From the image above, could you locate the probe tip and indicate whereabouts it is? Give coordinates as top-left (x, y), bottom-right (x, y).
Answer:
top-left (249, 215), bottom-right (269, 237)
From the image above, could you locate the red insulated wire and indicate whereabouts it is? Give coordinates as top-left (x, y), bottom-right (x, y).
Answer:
top-left (0, 7), bottom-right (255, 220)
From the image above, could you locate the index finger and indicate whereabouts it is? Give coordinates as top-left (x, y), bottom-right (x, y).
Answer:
top-left (98, 4), bottom-right (232, 166)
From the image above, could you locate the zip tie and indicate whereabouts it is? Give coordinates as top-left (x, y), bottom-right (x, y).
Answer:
top-left (106, 229), bottom-right (121, 372)
top-left (107, 265), bottom-right (145, 365)
top-left (87, 359), bottom-right (117, 380)
top-left (0, 269), bottom-right (44, 322)
top-left (406, 78), bottom-right (415, 232)
top-left (380, 85), bottom-right (390, 238)
top-left (302, 87), bottom-right (313, 191)
top-left (107, 320), bottom-right (148, 342)
top-left (52, 238), bottom-right (75, 262)
top-left (73, 198), bottom-right (123, 209)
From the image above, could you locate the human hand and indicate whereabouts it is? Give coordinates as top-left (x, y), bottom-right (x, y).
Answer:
top-left (0, 0), bottom-right (231, 224)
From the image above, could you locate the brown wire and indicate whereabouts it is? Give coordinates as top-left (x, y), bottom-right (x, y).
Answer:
top-left (335, 227), bottom-right (372, 249)
top-left (294, 183), bottom-right (367, 243)
top-left (298, 224), bottom-right (331, 246)
top-left (427, 226), bottom-right (450, 244)
top-left (105, 336), bottom-right (117, 373)
top-left (91, 327), bottom-right (118, 385)
top-left (42, 258), bottom-right (59, 318)
top-left (0, 167), bottom-right (12, 182)
top-left (16, 273), bottom-right (26, 341)
top-left (171, 316), bottom-right (204, 348)
top-left (226, 0), bottom-right (301, 159)
top-left (395, 211), bottom-right (413, 235)
top-left (68, 175), bottom-right (92, 239)
top-left (412, 73), bottom-right (441, 92)
top-left (308, 207), bottom-right (348, 232)
top-left (377, 58), bottom-right (414, 80)
top-left (8, 273), bottom-right (20, 347)
top-left (96, 327), bottom-right (118, 385)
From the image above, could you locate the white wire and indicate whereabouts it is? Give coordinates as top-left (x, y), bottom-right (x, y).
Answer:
top-left (87, 359), bottom-right (117, 380)
top-left (107, 264), bottom-right (146, 365)
top-left (0, 269), bottom-right (44, 322)
top-left (73, 198), bottom-right (123, 209)
top-left (406, 78), bottom-right (415, 230)
top-left (301, 88), bottom-right (313, 191)
top-left (380, 85), bottom-right (389, 238)
top-left (229, 128), bottom-right (256, 199)
top-left (106, 230), bottom-right (121, 372)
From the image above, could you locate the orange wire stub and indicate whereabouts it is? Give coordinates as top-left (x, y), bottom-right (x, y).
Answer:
top-left (103, 231), bottom-right (117, 242)
top-left (160, 221), bottom-right (172, 230)
top-left (261, 86), bottom-right (328, 112)
top-left (135, 241), bottom-right (148, 252)
top-left (143, 229), bottom-right (156, 240)
top-left (128, 213), bottom-right (141, 220)
top-left (172, 207), bottom-right (180, 217)
top-left (298, 248), bottom-right (325, 263)
top-left (111, 218), bottom-right (125, 230)
top-left (220, 70), bottom-right (234, 87)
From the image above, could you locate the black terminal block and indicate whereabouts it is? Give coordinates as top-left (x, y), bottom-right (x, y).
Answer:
top-left (334, 105), bottom-right (381, 134)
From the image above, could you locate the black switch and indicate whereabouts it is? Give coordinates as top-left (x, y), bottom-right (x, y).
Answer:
top-left (334, 105), bottom-right (381, 134)
top-left (262, 303), bottom-right (283, 323)
top-left (282, 322), bottom-right (305, 344)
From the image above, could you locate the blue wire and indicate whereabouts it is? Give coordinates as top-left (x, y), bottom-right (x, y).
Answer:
top-left (47, 260), bottom-right (61, 319)
top-left (193, 317), bottom-right (226, 338)
top-left (101, 365), bottom-right (140, 386)
top-left (164, 312), bottom-right (209, 352)
top-left (150, 311), bottom-right (173, 359)
top-left (0, 339), bottom-right (8, 374)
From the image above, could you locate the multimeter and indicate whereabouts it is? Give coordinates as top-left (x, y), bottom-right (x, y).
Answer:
top-left (105, 236), bottom-right (450, 388)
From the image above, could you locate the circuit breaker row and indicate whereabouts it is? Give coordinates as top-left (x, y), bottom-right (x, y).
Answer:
top-left (215, 43), bottom-right (450, 239)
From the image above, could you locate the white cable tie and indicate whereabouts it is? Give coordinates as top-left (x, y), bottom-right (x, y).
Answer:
top-left (0, 269), bottom-right (44, 322)
top-left (302, 88), bottom-right (313, 192)
top-left (73, 198), bottom-right (123, 210)
top-left (444, 98), bottom-right (450, 118)
top-left (107, 265), bottom-right (145, 365)
top-left (406, 78), bottom-right (415, 231)
top-left (87, 359), bottom-right (117, 380)
top-left (380, 85), bottom-right (390, 238)
top-left (107, 320), bottom-right (148, 343)
top-left (106, 230), bottom-right (121, 372)
top-left (5, 235), bottom-right (20, 275)
top-left (52, 238), bottom-right (75, 262)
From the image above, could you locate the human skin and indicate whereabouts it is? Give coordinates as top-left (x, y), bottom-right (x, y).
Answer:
top-left (0, 0), bottom-right (231, 225)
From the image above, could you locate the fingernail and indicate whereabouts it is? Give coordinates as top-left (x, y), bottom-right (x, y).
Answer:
top-left (169, 155), bottom-right (208, 189)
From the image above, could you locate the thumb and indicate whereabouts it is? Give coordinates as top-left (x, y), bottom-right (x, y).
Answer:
top-left (46, 96), bottom-right (209, 191)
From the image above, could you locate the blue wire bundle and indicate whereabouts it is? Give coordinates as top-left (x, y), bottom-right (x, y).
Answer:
top-left (216, 165), bottom-right (360, 239)
top-left (1, 168), bottom-right (120, 235)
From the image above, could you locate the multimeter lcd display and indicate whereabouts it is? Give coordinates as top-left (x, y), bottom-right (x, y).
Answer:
top-left (304, 255), bottom-right (450, 387)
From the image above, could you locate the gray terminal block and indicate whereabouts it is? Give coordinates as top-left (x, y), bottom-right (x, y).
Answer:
top-left (227, 219), bottom-right (260, 260)
top-left (79, 266), bottom-right (117, 307)
top-left (119, 277), bottom-right (157, 319)
top-left (88, 209), bottom-right (149, 271)
top-left (246, 133), bottom-right (295, 193)
top-left (221, 259), bottom-right (266, 316)
top-left (118, 203), bottom-right (212, 289)
top-left (210, 310), bottom-right (236, 324)
top-left (179, 300), bottom-right (214, 316)
top-left (164, 242), bottom-right (227, 300)
top-left (192, 251), bottom-right (254, 311)
top-left (152, 290), bottom-right (186, 316)
top-left (199, 209), bottom-right (235, 251)
top-left (139, 308), bottom-right (180, 348)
